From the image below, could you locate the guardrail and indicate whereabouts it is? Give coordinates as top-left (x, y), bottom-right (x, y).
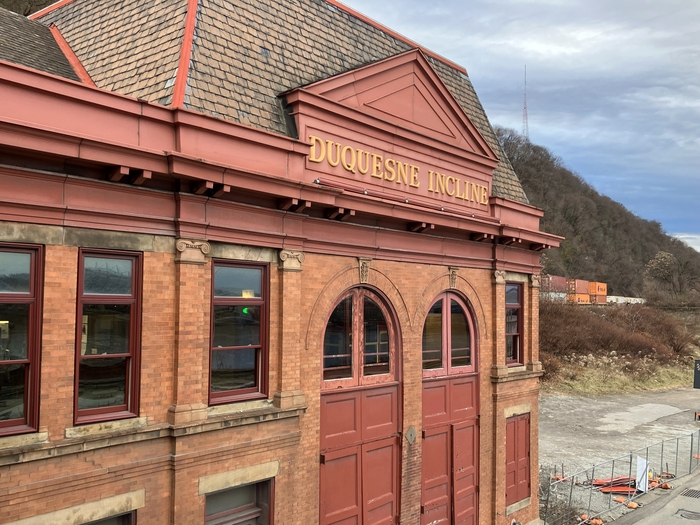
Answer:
top-left (541, 429), bottom-right (700, 524)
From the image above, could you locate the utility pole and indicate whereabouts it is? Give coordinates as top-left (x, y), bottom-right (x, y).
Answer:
top-left (522, 65), bottom-right (529, 139)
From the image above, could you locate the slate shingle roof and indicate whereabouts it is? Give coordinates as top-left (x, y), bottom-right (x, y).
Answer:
top-left (35, 0), bottom-right (528, 203)
top-left (0, 6), bottom-right (80, 82)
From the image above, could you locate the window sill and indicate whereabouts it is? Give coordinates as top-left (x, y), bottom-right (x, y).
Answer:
top-left (491, 364), bottom-right (543, 383)
top-left (65, 417), bottom-right (147, 439)
top-left (207, 398), bottom-right (273, 418)
top-left (506, 496), bottom-right (531, 515)
top-left (0, 430), bottom-right (48, 450)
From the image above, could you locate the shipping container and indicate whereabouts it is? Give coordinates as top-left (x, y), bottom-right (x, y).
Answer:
top-left (588, 282), bottom-right (607, 295)
top-left (566, 293), bottom-right (590, 304)
top-left (567, 279), bottom-right (589, 294)
top-left (545, 275), bottom-right (567, 293)
top-left (590, 294), bottom-right (607, 305)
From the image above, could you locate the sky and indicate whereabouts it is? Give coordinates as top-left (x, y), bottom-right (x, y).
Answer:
top-left (340, 0), bottom-right (700, 252)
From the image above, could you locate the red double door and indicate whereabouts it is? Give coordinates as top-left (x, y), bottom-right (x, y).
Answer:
top-left (320, 385), bottom-right (401, 525)
top-left (421, 376), bottom-right (479, 525)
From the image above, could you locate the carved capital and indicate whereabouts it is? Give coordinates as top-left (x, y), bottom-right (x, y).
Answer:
top-left (279, 250), bottom-right (305, 271)
top-left (358, 258), bottom-right (371, 284)
top-left (175, 239), bottom-right (211, 265)
top-left (494, 270), bottom-right (507, 285)
top-left (449, 267), bottom-right (459, 289)
top-left (530, 274), bottom-right (541, 288)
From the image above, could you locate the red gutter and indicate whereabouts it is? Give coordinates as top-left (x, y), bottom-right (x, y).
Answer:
top-left (171, 0), bottom-right (199, 109)
top-left (49, 24), bottom-right (95, 87)
top-left (325, 0), bottom-right (468, 75)
top-left (29, 0), bottom-right (77, 20)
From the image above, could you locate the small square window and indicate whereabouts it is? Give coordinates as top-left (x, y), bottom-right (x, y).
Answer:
top-left (205, 480), bottom-right (273, 525)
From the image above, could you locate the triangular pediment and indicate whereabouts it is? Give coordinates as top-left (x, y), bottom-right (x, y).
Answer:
top-left (303, 49), bottom-right (497, 160)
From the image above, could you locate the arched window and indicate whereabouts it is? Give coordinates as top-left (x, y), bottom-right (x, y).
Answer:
top-left (322, 288), bottom-right (396, 388)
top-left (422, 292), bottom-right (475, 377)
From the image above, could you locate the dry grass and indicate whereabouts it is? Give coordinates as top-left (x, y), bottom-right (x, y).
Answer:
top-left (540, 302), bottom-right (700, 394)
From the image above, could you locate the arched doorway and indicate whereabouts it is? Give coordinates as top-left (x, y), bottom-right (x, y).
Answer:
top-left (421, 292), bottom-right (479, 525)
top-left (319, 287), bottom-right (401, 525)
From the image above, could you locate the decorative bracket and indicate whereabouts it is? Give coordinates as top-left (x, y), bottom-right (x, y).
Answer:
top-left (471, 232), bottom-right (495, 242)
top-left (279, 250), bottom-right (305, 271)
top-left (326, 207), bottom-right (355, 221)
top-left (175, 239), bottom-right (211, 264)
top-left (530, 274), bottom-right (541, 288)
top-left (358, 258), bottom-right (371, 284)
top-left (278, 198), bottom-right (310, 213)
top-left (494, 270), bottom-right (507, 285)
top-left (408, 222), bottom-right (435, 233)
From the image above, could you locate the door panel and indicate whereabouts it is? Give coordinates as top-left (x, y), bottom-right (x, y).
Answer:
top-left (516, 414), bottom-right (531, 502)
top-left (421, 425), bottom-right (451, 525)
top-left (450, 376), bottom-right (476, 421)
top-left (505, 417), bottom-right (517, 506)
top-left (453, 420), bottom-right (478, 525)
top-left (363, 437), bottom-right (398, 525)
top-left (321, 446), bottom-right (362, 525)
top-left (362, 385), bottom-right (399, 442)
top-left (423, 379), bottom-right (450, 427)
top-left (321, 391), bottom-right (362, 450)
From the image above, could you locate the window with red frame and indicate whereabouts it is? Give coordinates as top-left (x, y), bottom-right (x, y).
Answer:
top-left (210, 261), bottom-right (268, 404)
top-left (205, 480), bottom-right (273, 525)
top-left (322, 288), bottom-right (396, 388)
top-left (422, 292), bottom-right (474, 376)
top-left (505, 283), bottom-right (523, 365)
top-left (0, 244), bottom-right (42, 436)
top-left (75, 250), bottom-right (142, 424)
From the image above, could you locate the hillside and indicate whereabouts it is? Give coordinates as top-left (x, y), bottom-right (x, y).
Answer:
top-left (496, 127), bottom-right (700, 300)
top-left (0, 0), bottom-right (51, 15)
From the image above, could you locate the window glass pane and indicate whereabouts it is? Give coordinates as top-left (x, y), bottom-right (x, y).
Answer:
top-left (213, 306), bottom-right (261, 348)
top-left (78, 357), bottom-right (127, 410)
top-left (323, 296), bottom-right (352, 380)
top-left (0, 363), bottom-right (25, 420)
top-left (206, 484), bottom-right (256, 516)
top-left (450, 300), bottom-right (471, 367)
top-left (506, 308), bottom-right (519, 335)
top-left (81, 305), bottom-right (130, 355)
top-left (422, 300), bottom-right (443, 370)
top-left (506, 335), bottom-right (516, 361)
top-left (84, 257), bottom-right (133, 295)
top-left (0, 304), bottom-right (29, 361)
top-left (506, 285), bottom-right (520, 305)
top-left (363, 297), bottom-right (389, 376)
top-left (0, 252), bottom-right (31, 293)
top-left (211, 348), bottom-right (257, 392)
top-left (214, 266), bottom-right (262, 298)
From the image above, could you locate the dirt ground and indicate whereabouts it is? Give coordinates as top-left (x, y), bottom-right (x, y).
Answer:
top-left (539, 387), bottom-right (700, 475)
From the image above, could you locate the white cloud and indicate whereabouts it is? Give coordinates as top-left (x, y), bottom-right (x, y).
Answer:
top-left (674, 235), bottom-right (700, 253)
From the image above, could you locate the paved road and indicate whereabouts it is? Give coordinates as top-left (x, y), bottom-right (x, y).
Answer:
top-left (540, 387), bottom-right (700, 475)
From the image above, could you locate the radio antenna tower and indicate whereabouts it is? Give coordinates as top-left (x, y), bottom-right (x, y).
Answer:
top-left (522, 65), bottom-right (529, 139)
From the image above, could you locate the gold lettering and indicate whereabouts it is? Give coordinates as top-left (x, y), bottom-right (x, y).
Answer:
top-left (326, 141), bottom-right (340, 167)
top-left (481, 186), bottom-right (489, 205)
top-left (309, 135), bottom-right (325, 163)
top-left (410, 165), bottom-right (420, 188)
top-left (455, 177), bottom-right (465, 199)
top-left (470, 183), bottom-right (479, 203)
top-left (435, 172), bottom-right (446, 194)
top-left (357, 150), bottom-right (370, 175)
top-left (384, 158), bottom-right (396, 181)
top-left (428, 170), bottom-right (435, 192)
top-left (446, 176), bottom-right (456, 196)
top-left (371, 154), bottom-right (383, 178)
top-left (341, 146), bottom-right (357, 174)
top-left (397, 162), bottom-right (408, 186)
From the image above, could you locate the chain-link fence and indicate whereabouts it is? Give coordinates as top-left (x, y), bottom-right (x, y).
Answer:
top-left (541, 429), bottom-right (700, 524)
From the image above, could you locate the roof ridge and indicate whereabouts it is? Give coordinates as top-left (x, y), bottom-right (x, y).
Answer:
top-left (324, 0), bottom-right (467, 75)
top-left (171, 0), bottom-right (199, 108)
top-left (29, 0), bottom-right (77, 20)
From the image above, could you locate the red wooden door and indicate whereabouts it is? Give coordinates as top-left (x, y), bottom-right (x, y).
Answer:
top-left (506, 413), bottom-right (530, 506)
top-left (421, 426), bottom-right (451, 525)
top-left (362, 437), bottom-right (399, 525)
top-left (453, 420), bottom-right (478, 525)
top-left (320, 446), bottom-right (362, 525)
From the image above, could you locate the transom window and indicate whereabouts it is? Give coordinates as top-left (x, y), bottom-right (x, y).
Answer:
top-left (322, 288), bottom-right (395, 388)
top-left (75, 250), bottom-right (142, 425)
top-left (210, 261), bottom-right (268, 404)
top-left (0, 244), bottom-right (42, 436)
top-left (505, 283), bottom-right (523, 365)
top-left (422, 292), bottom-right (475, 376)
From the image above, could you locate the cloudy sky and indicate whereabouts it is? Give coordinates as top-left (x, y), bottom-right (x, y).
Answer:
top-left (341, 0), bottom-right (700, 251)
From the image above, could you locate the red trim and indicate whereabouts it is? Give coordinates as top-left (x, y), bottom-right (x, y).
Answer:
top-left (48, 25), bottom-right (96, 87)
top-left (172, 0), bottom-right (199, 108)
top-left (325, 0), bottom-right (467, 75)
top-left (28, 0), bottom-right (77, 20)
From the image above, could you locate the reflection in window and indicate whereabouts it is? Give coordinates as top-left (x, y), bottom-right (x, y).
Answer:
top-left (422, 301), bottom-right (442, 370)
top-left (363, 298), bottom-right (389, 375)
top-left (83, 257), bottom-right (132, 295)
top-left (0, 251), bottom-right (31, 293)
top-left (505, 283), bottom-right (522, 364)
top-left (422, 293), bottom-right (473, 375)
top-left (323, 297), bottom-right (352, 380)
top-left (450, 300), bottom-right (471, 368)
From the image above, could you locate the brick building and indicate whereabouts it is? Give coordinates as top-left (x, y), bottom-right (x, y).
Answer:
top-left (0, 1), bottom-right (560, 524)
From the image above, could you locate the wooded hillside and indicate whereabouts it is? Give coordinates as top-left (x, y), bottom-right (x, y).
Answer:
top-left (496, 127), bottom-right (700, 300)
